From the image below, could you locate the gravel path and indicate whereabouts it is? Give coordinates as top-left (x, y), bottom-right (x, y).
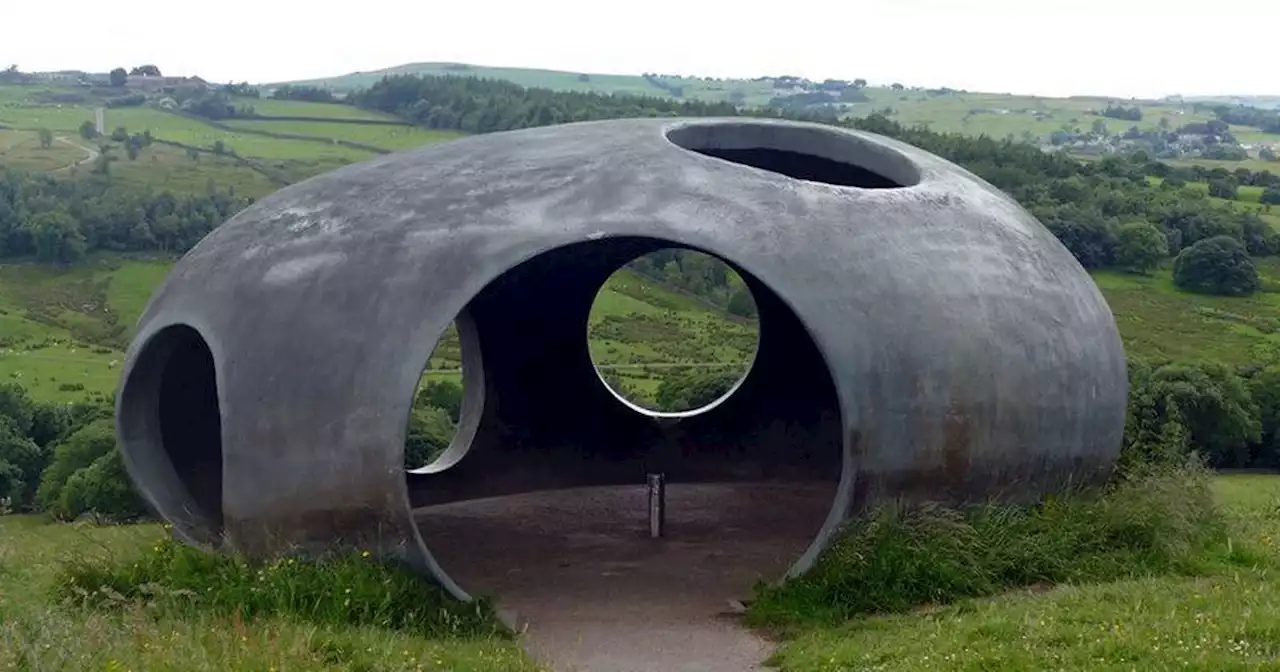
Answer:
top-left (414, 482), bottom-right (835, 672)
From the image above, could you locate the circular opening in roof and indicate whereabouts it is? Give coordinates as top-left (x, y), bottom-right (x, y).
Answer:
top-left (587, 248), bottom-right (760, 418)
top-left (665, 121), bottom-right (921, 188)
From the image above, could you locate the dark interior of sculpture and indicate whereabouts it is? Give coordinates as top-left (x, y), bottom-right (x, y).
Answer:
top-left (665, 122), bottom-right (918, 189)
top-left (117, 324), bottom-right (224, 540)
top-left (407, 236), bottom-right (844, 606)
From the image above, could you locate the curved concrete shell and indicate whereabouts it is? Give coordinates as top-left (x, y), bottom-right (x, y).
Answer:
top-left (115, 117), bottom-right (1128, 600)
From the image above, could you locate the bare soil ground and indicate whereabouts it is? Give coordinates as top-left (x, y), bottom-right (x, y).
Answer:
top-left (415, 482), bottom-right (836, 672)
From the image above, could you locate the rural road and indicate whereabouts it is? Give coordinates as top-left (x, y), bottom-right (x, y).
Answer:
top-left (51, 136), bottom-right (98, 172)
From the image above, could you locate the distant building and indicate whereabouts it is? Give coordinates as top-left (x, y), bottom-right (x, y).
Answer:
top-left (125, 75), bottom-right (210, 94)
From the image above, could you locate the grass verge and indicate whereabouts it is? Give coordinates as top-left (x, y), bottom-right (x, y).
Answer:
top-left (748, 460), bottom-right (1264, 630)
top-left (51, 535), bottom-right (504, 639)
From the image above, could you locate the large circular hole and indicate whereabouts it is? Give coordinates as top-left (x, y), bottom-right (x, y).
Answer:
top-left (117, 324), bottom-right (223, 541)
top-left (587, 248), bottom-right (760, 416)
top-left (405, 312), bottom-right (483, 474)
top-left (666, 121), bottom-right (921, 188)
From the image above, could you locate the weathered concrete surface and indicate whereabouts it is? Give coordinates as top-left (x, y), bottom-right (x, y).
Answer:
top-left (115, 116), bottom-right (1128, 598)
top-left (415, 483), bottom-right (835, 672)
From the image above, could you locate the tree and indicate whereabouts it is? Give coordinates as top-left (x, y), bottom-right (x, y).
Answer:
top-left (1172, 235), bottom-right (1260, 296)
top-left (54, 449), bottom-right (147, 521)
top-left (24, 210), bottom-right (87, 264)
top-left (110, 126), bottom-right (128, 142)
top-left (853, 78), bottom-right (868, 89)
top-left (78, 120), bottom-right (97, 140)
top-left (109, 67), bottom-right (127, 87)
top-left (1113, 222), bottom-right (1167, 274)
top-left (1208, 178), bottom-right (1238, 200)
top-left (415, 380), bottom-right (463, 423)
top-left (0, 424), bottom-right (45, 511)
top-left (129, 65), bottom-right (161, 76)
top-left (211, 139), bottom-right (227, 156)
top-left (1249, 367), bottom-right (1280, 468)
top-left (37, 128), bottom-right (53, 148)
top-left (654, 369), bottom-right (740, 413)
top-left (726, 288), bottom-right (758, 318)
top-left (891, 83), bottom-right (904, 91)
top-left (404, 405), bottom-right (456, 468)
top-left (1261, 147), bottom-right (1278, 162)
top-left (35, 418), bottom-right (116, 512)
top-left (1262, 186), bottom-right (1280, 205)
top-left (1091, 119), bottom-right (1108, 135)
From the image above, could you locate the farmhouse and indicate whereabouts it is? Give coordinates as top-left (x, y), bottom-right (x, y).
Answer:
top-left (125, 74), bottom-right (210, 94)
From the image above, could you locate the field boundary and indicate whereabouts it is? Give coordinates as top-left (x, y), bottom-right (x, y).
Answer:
top-left (160, 109), bottom-right (391, 155)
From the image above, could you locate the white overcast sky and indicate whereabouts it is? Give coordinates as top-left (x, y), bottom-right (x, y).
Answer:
top-left (2, 0), bottom-right (1276, 99)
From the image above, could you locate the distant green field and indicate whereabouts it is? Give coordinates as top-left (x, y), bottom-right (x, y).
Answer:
top-left (222, 118), bottom-right (464, 151)
top-left (1094, 257), bottom-right (1280, 364)
top-left (0, 129), bottom-right (87, 171)
top-left (106, 141), bottom-right (283, 198)
top-left (104, 107), bottom-right (378, 163)
top-left (243, 98), bottom-right (398, 120)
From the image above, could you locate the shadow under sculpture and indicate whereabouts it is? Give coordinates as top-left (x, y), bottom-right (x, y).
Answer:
top-left (114, 117), bottom-right (1128, 601)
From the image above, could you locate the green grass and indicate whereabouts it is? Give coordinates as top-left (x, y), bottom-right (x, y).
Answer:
top-left (243, 98), bottom-right (399, 121)
top-left (0, 517), bottom-right (537, 671)
top-left (4, 472), bottom-right (1276, 671)
top-left (0, 129), bottom-right (88, 171)
top-left (759, 470), bottom-right (1280, 672)
top-left (221, 119), bottom-right (464, 152)
top-left (1091, 258), bottom-right (1280, 365)
top-left (107, 141), bottom-right (284, 198)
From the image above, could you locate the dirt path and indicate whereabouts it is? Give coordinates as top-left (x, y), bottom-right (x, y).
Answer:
top-left (415, 482), bottom-right (835, 672)
top-left (51, 136), bottom-right (98, 172)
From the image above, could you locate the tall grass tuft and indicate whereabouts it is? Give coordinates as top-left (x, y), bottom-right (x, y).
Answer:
top-left (51, 535), bottom-right (505, 639)
top-left (748, 458), bottom-right (1264, 628)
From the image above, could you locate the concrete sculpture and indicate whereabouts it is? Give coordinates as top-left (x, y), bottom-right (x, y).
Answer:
top-left (115, 117), bottom-right (1128, 600)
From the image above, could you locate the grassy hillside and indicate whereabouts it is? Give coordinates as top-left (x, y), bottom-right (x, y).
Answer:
top-left (4, 473), bottom-right (1277, 670)
top-left (274, 62), bottom-right (1280, 162)
top-left (0, 84), bottom-right (464, 198)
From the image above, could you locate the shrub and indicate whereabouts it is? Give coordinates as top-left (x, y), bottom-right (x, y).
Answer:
top-left (53, 536), bottom-right (504, 639)
top-left (56, 449), bottom-right (148, 521)
top-left (36, 418), bottom-right (118, 513)
top-left (746, 459), bottom-right (1251, 627)
top-left (1172, 235), bottom-right (1260, 296)
top-left (404, 405), bottom-right (455, 469)
top-left (1113, 221), bottom-right (1167, 274)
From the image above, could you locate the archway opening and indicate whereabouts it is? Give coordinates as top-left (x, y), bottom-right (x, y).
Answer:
top-left (404, 314), bottom-right (483, 475)
top-left (406, 236), bottom-right (842, 662)
top-left (118, 324), bottom-right (223, 541)
top-left (586, 248), bottom-right (760, 417)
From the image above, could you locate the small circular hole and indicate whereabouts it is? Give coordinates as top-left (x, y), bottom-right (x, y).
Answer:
top-left (587, 248), bottom-right (759, 418)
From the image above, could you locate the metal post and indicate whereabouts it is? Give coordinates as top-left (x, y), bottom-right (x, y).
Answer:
top-left (647, 472), bottom-right (666, 539)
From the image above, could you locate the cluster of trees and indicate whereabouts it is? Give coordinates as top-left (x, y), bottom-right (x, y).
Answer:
top-left (270, 85), bottom-right (337, 103)
top-left (1208, 104), bottom-right (1280, 134)
top-left (351, 75), bottom-right (742, 133)
top-left (107, 65), bottom-right (162, 87)
top-left (0, 386), bottom-right (144, 520)
top-left (626, 250), bottom-right (757, 318)
top-left (342, 74), bottom-right (1277, 295)
top-left (0, 170), bottom-right (251, 263)
top-left (1125, 359), bottom-right (1280, 470)
top-left (1101, 104), bottom-right (1142, 121)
